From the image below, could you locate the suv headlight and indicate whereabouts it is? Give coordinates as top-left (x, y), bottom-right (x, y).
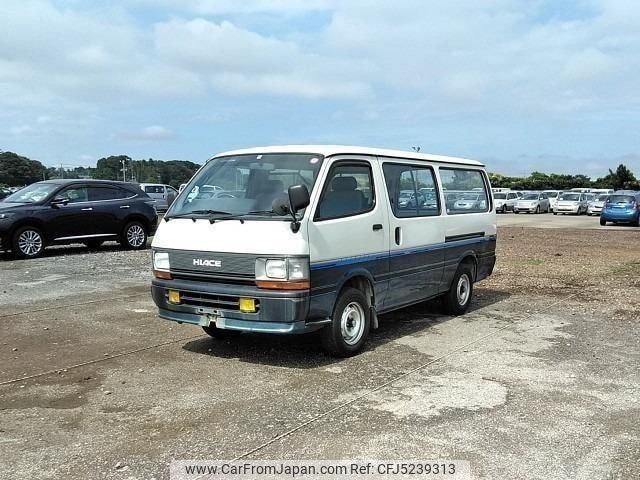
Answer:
top-left (153, 251), bottom-right (171, 279)
top-left (255, 257), bottom-right (310, 290)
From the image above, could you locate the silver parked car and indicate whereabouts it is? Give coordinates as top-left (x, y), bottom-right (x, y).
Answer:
top-left (554, 192), bottom-right (588, 215)
top-left (139, 183), bottom-right (178, 212)
top-left (514, 192), bottom-right (550, 214)
top-left (587, 193), bottom-right (610, 216)
top-left (493, 191), bottom-right (519, 213)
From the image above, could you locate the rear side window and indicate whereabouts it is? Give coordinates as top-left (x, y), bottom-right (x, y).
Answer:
top-left (88, 186), bottom-right (129, 201)
top-left (382, 163), bottom-right (440, 217)
top-left (144, 185), bottom-right (164, 194)
top-left (440, 168), bottom-right (489, 214)
top-left (315, 163), bottom-right (374, 220)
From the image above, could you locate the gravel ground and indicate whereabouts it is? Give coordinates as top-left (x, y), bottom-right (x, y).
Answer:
top-left (0, 226), bottom-right (638, 480)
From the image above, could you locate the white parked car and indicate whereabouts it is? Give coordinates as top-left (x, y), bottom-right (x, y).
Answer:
top-left (493, 191), bottom-right (519, 213)
top-left (139, 183), bottom-right (179, 212)
top-left (587, 193), bottom-right (609, 216)
top-left (514, 192), bottom-right (550, 214)
top-left (543, 190), bottom-right (562, 212)
top-left (554, 192), bottom-right (588, 215)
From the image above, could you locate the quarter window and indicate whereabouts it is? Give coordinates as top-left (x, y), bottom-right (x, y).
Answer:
top-left (440, 168), bottom-right (489, 214)
top-left (88, 186), bottom-right (128, 201)
top-left (382, 163), bottom-right (440, 217)
top-left (315, 163), bottom-right (374, 220)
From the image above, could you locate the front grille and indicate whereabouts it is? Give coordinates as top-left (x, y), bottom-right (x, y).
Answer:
top-left (171, 270), bottom-right (255, 286)
top-left (166, 290), bottom-right (260, 312)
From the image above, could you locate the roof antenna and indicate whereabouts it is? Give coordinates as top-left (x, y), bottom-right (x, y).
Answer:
top-left (411, 146), bottom-right (421, 152)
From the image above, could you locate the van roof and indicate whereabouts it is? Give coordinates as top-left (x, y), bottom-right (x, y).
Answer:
top-left (211, 145), bottom-right (484, 167)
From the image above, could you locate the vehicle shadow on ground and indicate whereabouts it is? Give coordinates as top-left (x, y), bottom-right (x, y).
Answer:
top-left (182, 288), bottom-right (511, 369)
top-left (0, 242), bottom-right (153, 261)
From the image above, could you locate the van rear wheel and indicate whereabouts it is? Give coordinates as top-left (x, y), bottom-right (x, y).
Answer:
top-left (321, 287), bottom-right (370, 357)
top-left (442, 264), bottom-right (474, 315)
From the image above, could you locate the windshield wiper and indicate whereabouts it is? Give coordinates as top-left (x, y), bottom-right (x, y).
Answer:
top-left (164, 209), bottom-right (232, 222)
top-left (208, 210), bottom-right (282, 224)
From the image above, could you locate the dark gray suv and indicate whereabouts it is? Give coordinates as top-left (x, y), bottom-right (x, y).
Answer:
top-left (0, 180), bottom-right (158, 258)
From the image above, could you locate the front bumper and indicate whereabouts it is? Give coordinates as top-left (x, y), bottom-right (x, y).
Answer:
top-left (514, 205), bottom-right (537, 212)
top-left (555, 206), bottom-right (580, 213)
top-left (588, 206), bottom-right (603, 214)
top-left (151, 277), bottom-right (323, 334)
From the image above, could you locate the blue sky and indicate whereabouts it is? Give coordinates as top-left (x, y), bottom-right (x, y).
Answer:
top-left (1, 0), bottom-right (639, 177)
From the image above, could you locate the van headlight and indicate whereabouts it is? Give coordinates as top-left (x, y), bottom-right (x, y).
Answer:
top-left (255, 257), bottom-right (310, 290)
top-left (153, 251), bottom-right (172, 279)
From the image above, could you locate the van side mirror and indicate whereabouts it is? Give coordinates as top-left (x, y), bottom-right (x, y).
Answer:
top-left (288, 184), bottom-right (310, 213)
top-left (285, 184), bottom-right (310, 233)
top-left (50, 197), bottom-right (69, 208)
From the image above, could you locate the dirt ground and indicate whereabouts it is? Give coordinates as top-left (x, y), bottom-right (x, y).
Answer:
top-left (0, 226), bottom-right (638, 480)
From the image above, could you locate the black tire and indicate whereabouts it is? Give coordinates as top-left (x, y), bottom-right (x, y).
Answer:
top-left (502, 205), bottom-right (507, 213)
top-left (12, 226), bottom-right (45, 259)
top-left (633, 217), bottom-right (640, 227)
top-left (442, 264), bottom-right (474, 315)
top-left (321, 287), bottom-right (370, 357)
top-left (202, 325), bottom-right (240, 339)
top-left (553, 212), bottom-right (557, 215)
top-left (84, 239), bottom-right (104, 250)
top-left (121, 221), bottom-right (147, 250)
top-left (535, 206), bottom-right (540, 214)
top-left (600, 218), bottom-right (606, 226)
top-left (514, 211), bottom-right (519, 214)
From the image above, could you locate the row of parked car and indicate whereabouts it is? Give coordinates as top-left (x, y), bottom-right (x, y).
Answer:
top-left (493, 189), bottom-right (640, 226)
top-left (0, 180), bottom-right (167, 258)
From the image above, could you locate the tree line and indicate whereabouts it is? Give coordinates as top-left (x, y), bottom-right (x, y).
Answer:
top-left (0, 151), bottom-right (200, 188)
top-left (488, 164), bottom-right (639, 191)
top-left (1, 150), bottom-right (638, 191)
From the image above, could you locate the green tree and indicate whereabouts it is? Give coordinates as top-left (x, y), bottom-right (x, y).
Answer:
top-left (0, 151), bottom-right (47, 186)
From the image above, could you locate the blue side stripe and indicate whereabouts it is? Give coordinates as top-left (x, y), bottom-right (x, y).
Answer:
top-left (311, 235), bottom-right (495, 270)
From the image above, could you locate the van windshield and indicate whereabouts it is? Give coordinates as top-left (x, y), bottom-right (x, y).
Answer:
top-left (167, 153), bottom-right (324, 218)
top-left (493, 193), bottom-right (506, 199)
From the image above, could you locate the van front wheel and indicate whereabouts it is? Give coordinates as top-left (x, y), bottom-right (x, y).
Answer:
top-left (321, 287), bottom-right (370, 357)
top-left (443, 265), bottom-right (474, 315)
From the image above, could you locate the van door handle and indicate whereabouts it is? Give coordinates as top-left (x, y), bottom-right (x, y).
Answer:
top-left (372, 224), bottom-right (383, 231)
top-left (120, 205), bottom-right (130, 209)
top-left (395, 226), bottom-right (401, 245)
top-left (81, 207), bottom-right (93, 211)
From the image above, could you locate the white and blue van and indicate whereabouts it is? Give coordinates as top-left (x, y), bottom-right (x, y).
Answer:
top-left (151, 146), bottom-right (496, 356)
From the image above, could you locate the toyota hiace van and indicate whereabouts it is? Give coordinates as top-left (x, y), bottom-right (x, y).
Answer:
top-left (151, 146), bottom-right (496, 356)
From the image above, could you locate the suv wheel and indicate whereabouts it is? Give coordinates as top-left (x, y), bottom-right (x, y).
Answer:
top-left (321, 287), bottom-right (370, 357)
top-left (122, 221), bottom-right (147, 250)
top-left (12, 226), bottom-right (45, 258)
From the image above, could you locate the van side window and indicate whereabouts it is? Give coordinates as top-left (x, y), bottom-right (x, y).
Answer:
top-left (382, 163), bottom-right (440, 217)
top-left (315, 163), bottom-right (374, 220)
top-left (440, 168), bottom-right (489, 214)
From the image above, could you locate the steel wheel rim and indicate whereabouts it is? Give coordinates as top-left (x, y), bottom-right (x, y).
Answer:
top-left (340, 302), bottom-right (365, 346)
top-left (18, 230), bottom-right (43, 256)
top-left (457, 274), bottom-right (471, 306)
top-left (127, 224), bottom-right (145, 247)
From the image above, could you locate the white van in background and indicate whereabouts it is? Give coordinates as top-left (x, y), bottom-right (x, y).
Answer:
top-left (150, 146), bottom-right (497, 356)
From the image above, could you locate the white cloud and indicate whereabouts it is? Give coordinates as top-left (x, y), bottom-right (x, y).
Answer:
top-left (116, 125), bottom-right (176, 142)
